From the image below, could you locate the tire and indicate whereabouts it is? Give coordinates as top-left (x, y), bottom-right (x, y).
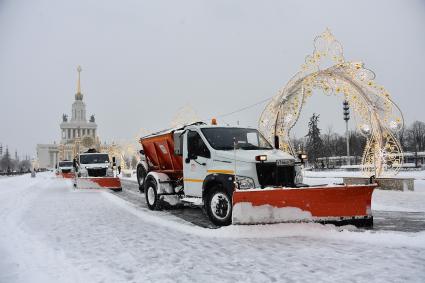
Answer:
top-left (145, 176), bottom-right (159, 210)
top-left (205, 185), bottom-right (232, 226)
top-left (137, 165), bottom-right (147, 192)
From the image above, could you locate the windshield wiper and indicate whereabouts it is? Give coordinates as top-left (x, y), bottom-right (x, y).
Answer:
top-left (237, 143), bottom-right (261, 150)
top-left (216, 146), bottom-right (234, 150)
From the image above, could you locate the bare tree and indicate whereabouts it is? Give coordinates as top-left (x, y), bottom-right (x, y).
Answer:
top-left (406, 121), bottom-right (425, 167)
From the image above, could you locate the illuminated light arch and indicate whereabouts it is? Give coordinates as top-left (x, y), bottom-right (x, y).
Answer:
top-left (259, 29), bottom-right (404, 177)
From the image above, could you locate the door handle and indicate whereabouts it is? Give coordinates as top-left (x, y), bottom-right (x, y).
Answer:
top-left (194, 160), bottom-right (206, 166)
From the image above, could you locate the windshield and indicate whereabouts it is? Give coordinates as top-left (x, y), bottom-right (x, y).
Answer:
top-left (201, 127), bottom-right (273, 150)
top-left (79, 154), bottom-right (110, 164)
top-left (59, 161), bottom-right (73, 167)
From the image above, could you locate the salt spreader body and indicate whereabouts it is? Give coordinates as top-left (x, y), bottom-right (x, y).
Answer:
top-left (136, 122), bottom-right (376, 227)
top-left (73, 150), bottom-right (122, 191)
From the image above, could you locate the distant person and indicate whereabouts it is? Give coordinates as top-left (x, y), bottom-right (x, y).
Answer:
top-left (118, 165), bottom-right (121, 175)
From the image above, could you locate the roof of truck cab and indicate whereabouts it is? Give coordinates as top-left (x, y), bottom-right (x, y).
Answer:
top-left (79, 152), bottom-right (109, 156)
top-left (141, 122), bottom-right (259, 139)
top-left (195, 124), bottom-right (257, 130)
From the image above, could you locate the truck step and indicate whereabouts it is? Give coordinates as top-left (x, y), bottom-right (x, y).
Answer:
top-left (181, 197), bottom-right (203, 207)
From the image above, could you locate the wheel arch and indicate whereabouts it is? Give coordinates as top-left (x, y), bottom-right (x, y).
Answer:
top-left (137, 160), bottom-right (148, 172)
top-left (145, 171), bottom-right (172, 194)
top-left (202, 173), bottom-right (235, 200)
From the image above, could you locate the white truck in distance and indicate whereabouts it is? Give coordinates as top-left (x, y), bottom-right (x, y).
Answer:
top-left (56, 160), bottom-right (74, 178)
top-left (73, 150), bottom-right (122, 191)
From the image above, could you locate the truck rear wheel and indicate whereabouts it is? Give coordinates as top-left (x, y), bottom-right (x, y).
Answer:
top-left (137, 165), bottom-right (147, 192)
top-left (205, 186), bottom-right (232, 226)
top-left (145, 177), bottom-right (159, 210)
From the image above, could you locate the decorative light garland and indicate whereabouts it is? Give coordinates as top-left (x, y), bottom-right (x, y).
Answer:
top-left (258, 29), bottom-right (404, 177)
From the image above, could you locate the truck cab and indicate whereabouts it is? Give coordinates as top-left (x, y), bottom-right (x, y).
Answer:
top-left (76, 152), bottom-right (114, 178)
top-left (181, 125), bottom-right (300, 194)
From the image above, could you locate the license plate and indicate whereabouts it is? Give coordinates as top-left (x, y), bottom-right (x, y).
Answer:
top-left (276, 159), bottom-right (292, 166)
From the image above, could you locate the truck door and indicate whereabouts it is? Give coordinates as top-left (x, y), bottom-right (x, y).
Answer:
top-left (183, 130), bottom-right (211, 197)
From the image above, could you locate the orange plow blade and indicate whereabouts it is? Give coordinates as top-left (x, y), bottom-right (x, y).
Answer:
top-left (232, 184), bottom-right (377, 227)
top-left (75, 177), bottom-right (122, 191)
top-left (61, 172), bottom-right (75, 179)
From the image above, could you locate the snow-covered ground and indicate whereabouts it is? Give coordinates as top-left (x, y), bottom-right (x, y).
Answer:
top-left (1, 172), bottom-right (425, 282)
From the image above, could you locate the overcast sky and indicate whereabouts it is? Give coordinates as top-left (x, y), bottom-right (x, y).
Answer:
top-left (1, 0), bottom-right (424, 157)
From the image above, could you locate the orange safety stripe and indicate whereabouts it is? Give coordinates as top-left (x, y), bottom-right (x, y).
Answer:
top-left (183, 178), bottom-right (204, 183)
top-left (207, 169), bottom-right (235, 174)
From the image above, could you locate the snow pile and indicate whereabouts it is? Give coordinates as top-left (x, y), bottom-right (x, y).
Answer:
top-left (304, 170), bottom-right (425, 180)
top-left (372, 190), bottom-right (425, 212)
top-left (232, 202), bottom-right (312, 224)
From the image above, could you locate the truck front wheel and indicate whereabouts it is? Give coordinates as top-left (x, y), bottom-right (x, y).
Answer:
top-left (145, 177), bottom-right (159, 210)
top-left (137, 165), bottom-right (147, 192)
top-left (205, 186), bottom-right (232, 226)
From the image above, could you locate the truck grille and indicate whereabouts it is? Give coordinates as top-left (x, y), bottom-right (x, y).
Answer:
top-left (61, 169), bottom-right (71, 173)
top-left (256, 163), bottom-right (295, 188)
top-left (87, 168), bottom-right (107, 177)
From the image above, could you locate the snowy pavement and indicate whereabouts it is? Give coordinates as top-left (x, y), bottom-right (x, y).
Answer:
top-left (1, 173), bottom-right (425, 283)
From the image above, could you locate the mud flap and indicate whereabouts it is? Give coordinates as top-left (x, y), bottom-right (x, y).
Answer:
top-left (232, 184), bottom-right (376, 226)
top-left (75, 177), bottom-right (122, 190)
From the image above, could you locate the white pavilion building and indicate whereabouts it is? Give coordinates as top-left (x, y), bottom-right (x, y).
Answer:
top-left (36, 66), bottom-right (106, 169)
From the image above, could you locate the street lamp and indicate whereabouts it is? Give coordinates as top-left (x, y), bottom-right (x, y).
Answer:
top-left (343, 100), bottom-right (350, 165)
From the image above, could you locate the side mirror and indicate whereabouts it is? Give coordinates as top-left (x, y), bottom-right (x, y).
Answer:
top-left (274, 136), bottom-right (279, 149)
top-left (185, 153), bottom-right (197, 163)
top-left (297, 153), bottom-right (307, 164)
top-left (139, 149), bottom-right (144, 155)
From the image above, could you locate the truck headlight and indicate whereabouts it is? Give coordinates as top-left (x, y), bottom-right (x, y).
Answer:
top-left (236, 176), bottom-right (255, 190)
top-left (80, 169), bottom-right (88, 177)
top-left (106, 168), bottom-right (114, 177)
top-left (295, 164), bottom-right (303, 184)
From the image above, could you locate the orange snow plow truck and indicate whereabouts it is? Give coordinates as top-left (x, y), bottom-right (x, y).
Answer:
top-left (72, 149), bottom-right (122, 191)
top-left (137, 122), bottom-right (377, 227)
top-left (56, 160), bottom-right (75, 178)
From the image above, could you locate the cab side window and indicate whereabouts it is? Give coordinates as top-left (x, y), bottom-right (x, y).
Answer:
top-left (188, 131), bottom-right (210, 159)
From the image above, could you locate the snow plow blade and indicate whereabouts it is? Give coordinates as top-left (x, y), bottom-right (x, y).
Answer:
top-left (75, 177), bottom-right (122, 191)
top-left (60, 172), bottom-right (75, 179)
top-left (232, 184), bottom-right (377, 227)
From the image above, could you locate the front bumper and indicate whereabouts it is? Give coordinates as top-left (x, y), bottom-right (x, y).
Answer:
top-left (75, 177), bottom-right (122, 190)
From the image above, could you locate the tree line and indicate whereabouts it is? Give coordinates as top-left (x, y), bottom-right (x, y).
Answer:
top-left (0, 147), bottom-right (32, 173)
top-left (292, 114), bottom-right (425, 167)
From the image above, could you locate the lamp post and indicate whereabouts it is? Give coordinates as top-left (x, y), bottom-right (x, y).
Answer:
top-left (343, 100), bottom-right (350, 165)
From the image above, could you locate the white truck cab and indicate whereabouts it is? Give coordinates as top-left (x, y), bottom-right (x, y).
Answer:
top-left (75, 152), bottom-right (115, 178)
top-left (180, 125), bottom-right (300, 196)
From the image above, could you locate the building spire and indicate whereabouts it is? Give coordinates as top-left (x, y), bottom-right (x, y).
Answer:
top-left (75, 65), bottom-right (83, 101)
top-left (77, 65), bottom-right (82, 93)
